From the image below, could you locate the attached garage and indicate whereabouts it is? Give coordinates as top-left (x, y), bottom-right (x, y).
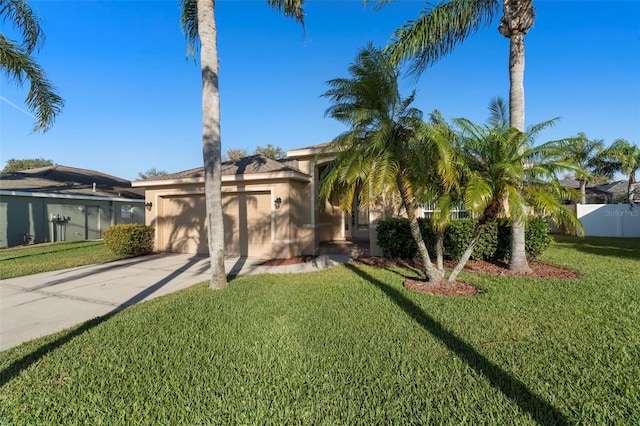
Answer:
top-left (134, 155), bottom-right (316, 259)
top-left (158, 191), bottom-right (272, 257)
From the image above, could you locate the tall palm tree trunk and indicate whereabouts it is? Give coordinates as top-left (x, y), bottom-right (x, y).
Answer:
top-left (579, 178), bottom-right (587, 204)
top-left (197, 0), bottom-right (228, 289)
top-left (506, 27), bottom-right (531, 273)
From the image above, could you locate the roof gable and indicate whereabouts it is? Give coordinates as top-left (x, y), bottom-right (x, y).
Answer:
top-left (135, 154), bottom-right (309, 184)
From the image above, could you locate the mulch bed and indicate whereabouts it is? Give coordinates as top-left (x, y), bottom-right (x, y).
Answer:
top-left (258, 254), bottom-right (578, 297)
top-left (352, 257), bottom-right (578, 297)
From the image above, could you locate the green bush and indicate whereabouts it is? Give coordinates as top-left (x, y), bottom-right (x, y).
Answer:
top-left (103, 224), bottom-right (155, 257)
top-left (525, 217), bottom-right (553, 260)
top-left (376, 216), bottom-right (551, 261)
top-left (375, 218), bottom-right (417, 259)
top-left (443, 218), bottom-right (498, 261)
top-left (495, 217), bottom-right (552, 260)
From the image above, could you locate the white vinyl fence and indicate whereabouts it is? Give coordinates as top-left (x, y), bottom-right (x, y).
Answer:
top-left (576, 204), bottom-right (640, 237)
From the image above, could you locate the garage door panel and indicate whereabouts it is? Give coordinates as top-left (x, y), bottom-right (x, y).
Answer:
top-left (160, 192), bottom-right (271, 257)
top-left (160, 195), bottom-right (208, 254)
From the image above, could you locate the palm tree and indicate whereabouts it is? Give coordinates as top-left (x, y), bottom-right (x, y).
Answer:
top-left (180, 0), bottom-right (304, 289)
top-left (319, 44), bottom-right (450, 284)
top-left (598, 139), bottom-right (640, 204)
top-left (443, 101), bottom-right (583, 281)
top-left (0, 0), bottom-right (64, 132)
top-left (554, 132), bottom-right (605, 204)
top-left (379, 0), bottom-right (535, 272)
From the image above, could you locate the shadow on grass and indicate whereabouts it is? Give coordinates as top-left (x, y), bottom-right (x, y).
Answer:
top-left (0, 255), bottom-right (204, 387)
top-left (554, 236), bottom-right (640, 261)
top-left (344, 263), bottom-right (571, 426)
top-left (0, 241), bottom-right (105, 262)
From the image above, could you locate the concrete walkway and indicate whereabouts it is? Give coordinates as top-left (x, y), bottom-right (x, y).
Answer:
top-left (0, 253), bottom-right (349, 351)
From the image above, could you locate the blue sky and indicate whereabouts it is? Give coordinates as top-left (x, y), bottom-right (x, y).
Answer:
top-left (1, 0), bottom-right (639, 181)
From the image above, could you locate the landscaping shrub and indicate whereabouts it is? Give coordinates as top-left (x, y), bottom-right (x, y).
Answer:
top-left (376, 217), bottom-right (440, 259)
top-left (376, 217), bottom-right (496, 261)
top-left (495, 217), bottom-right (552, 260)
top-left (525, 217), bottom-right (553, 259)
top-left (443, 218), bottom-right (498, 261)
top-left (376, 216), bottom-right (551, 261)
top-left (375, 218), bottom-right (416, 259)
top-left (103, 224), bottom-right (155, 257)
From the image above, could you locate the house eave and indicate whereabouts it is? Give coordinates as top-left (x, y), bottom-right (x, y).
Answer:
top-left (132, 170), bottom-right (311, 188)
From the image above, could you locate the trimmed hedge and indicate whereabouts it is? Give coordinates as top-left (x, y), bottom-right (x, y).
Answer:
top-left (444, 218), bottom-right (499, 261)
top-left (376, 216), bottom-right (551, 261)
top-left (495, 217), bottom-right (552, 261)
top-left (103, 224), bottom-right (155, 257)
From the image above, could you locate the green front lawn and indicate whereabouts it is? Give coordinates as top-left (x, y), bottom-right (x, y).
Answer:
top-left (0, 240), bottom-right (119, 279)
top-left (1, 237), bottom-right (638, 424)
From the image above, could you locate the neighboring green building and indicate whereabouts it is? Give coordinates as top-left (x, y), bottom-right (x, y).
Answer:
top-left (0, 165), bottom-right (144, 248)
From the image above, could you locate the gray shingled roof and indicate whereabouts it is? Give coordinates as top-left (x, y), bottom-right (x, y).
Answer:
top-left (145, 155), bottom-right (308, 181)
top-left (0, 165), bottom-right (144, 199)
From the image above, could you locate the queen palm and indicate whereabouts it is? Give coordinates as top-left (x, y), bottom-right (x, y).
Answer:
top-left (378, 0), bottom-right (535, 272)
top-left (180, 0), bottom-right (304, 289)
top-left (319, 44), bottom-right (451, 284)
top-left (555, 133), bottom-right (605, 204)
top-left (0, 0), bottom-right (63, 132)
top-left (442, 102), bottom-right (583, 281)
top-left (598, 139), bottom-right (640, 204)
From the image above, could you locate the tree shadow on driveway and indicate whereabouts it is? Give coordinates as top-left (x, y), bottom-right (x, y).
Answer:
top-left (0, 255), bottom-right (204, 387)
top-left (344, 263), bottom-right (571, 426)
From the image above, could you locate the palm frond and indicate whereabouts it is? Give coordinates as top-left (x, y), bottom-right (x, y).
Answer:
top-left (386, 0), bottom-right (499, 75)
top-left (180, 0), bottom-right (199, 58)
top-left (0, 0), bottom-right (43, 54)
top-left (0, 34), bottom-right (64, 132)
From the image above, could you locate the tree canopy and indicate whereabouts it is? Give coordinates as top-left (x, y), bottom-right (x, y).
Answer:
top-left (1, 157), bottom-right (54, 173)
top-left (137, 168), bottom-right (169, 180)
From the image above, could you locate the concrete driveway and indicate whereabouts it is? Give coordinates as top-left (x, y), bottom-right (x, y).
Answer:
top-left (0, 253), bottom-right (348, 351)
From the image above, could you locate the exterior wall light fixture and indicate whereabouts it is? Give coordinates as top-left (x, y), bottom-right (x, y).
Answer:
top-left (274, 197), bottom-right (282, 210)
top-left (145, 202), bottom-right (153, 211)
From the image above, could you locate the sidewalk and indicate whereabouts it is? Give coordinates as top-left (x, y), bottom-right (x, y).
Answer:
top-left (0, 253), bottom-right (349, 351)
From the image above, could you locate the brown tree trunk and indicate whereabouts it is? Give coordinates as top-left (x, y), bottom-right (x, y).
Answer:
top-left (507, 30), bottom-right (531, 273)
top-left (198, 0), bottom-right (228, 289)
top-left (396, 176), bottom-right (444, 283)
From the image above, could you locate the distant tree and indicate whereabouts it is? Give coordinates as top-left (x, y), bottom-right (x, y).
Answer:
top-left (554, 133), bottom-right (605, 204)
top-left (137, 168), bottom-right (169, 180)
top-left (224, 148), bottom-right (248, 161)
top-left (254, 144), bottom-right (285, 160)
top-left (1, 157), bottom-right (54, 172)
top-left (0, 0), bottom-right (64, 132)
top-left (598, 139), bottom-right (640, 204)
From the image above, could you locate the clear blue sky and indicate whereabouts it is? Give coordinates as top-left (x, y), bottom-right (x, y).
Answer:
top-left (1, 0), bottom-right (639, 181)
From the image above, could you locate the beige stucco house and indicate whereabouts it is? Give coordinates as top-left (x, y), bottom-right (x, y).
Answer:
top-left (133, 143), bottom-right (386, 258)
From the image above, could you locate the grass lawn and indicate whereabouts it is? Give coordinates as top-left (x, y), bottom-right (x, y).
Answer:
top-left (1, 236), bottom-right (638, 424)
top-left (0, 240), bottom-right (120, 279)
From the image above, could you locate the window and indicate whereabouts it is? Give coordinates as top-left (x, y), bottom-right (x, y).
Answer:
top-left (120, 205), bottom-right (133, 219)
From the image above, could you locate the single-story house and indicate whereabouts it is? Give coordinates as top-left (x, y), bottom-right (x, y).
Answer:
top-left (0, 165), bottom-right (145, 248)
top-left (133, 143), bottom-right (391, 258)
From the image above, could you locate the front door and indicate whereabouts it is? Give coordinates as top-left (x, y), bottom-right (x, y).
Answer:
top-left (345, 199), bottom-right (369, 240)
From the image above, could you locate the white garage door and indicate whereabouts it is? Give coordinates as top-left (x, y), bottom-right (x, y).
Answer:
top-left (158, 192), bottom-right (272, 257)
